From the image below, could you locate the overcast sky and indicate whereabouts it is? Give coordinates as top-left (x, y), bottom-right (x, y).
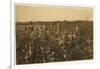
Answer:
top-left (16, 5), bottom-right (93, 22)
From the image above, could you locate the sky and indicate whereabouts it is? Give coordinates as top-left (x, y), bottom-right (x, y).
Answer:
top-left (16, 5), bottom-right (93, 22)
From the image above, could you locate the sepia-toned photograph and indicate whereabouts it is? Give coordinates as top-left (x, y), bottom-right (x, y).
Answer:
top-left (16, 4), bottom-right (93, 65)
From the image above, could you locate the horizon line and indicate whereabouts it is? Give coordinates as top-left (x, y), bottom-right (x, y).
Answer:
top-left (16, 20), bottom-right (93, 23)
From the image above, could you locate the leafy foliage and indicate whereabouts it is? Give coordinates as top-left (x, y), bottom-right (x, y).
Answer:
top-left (16, 21), bottom-right (93, 64)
